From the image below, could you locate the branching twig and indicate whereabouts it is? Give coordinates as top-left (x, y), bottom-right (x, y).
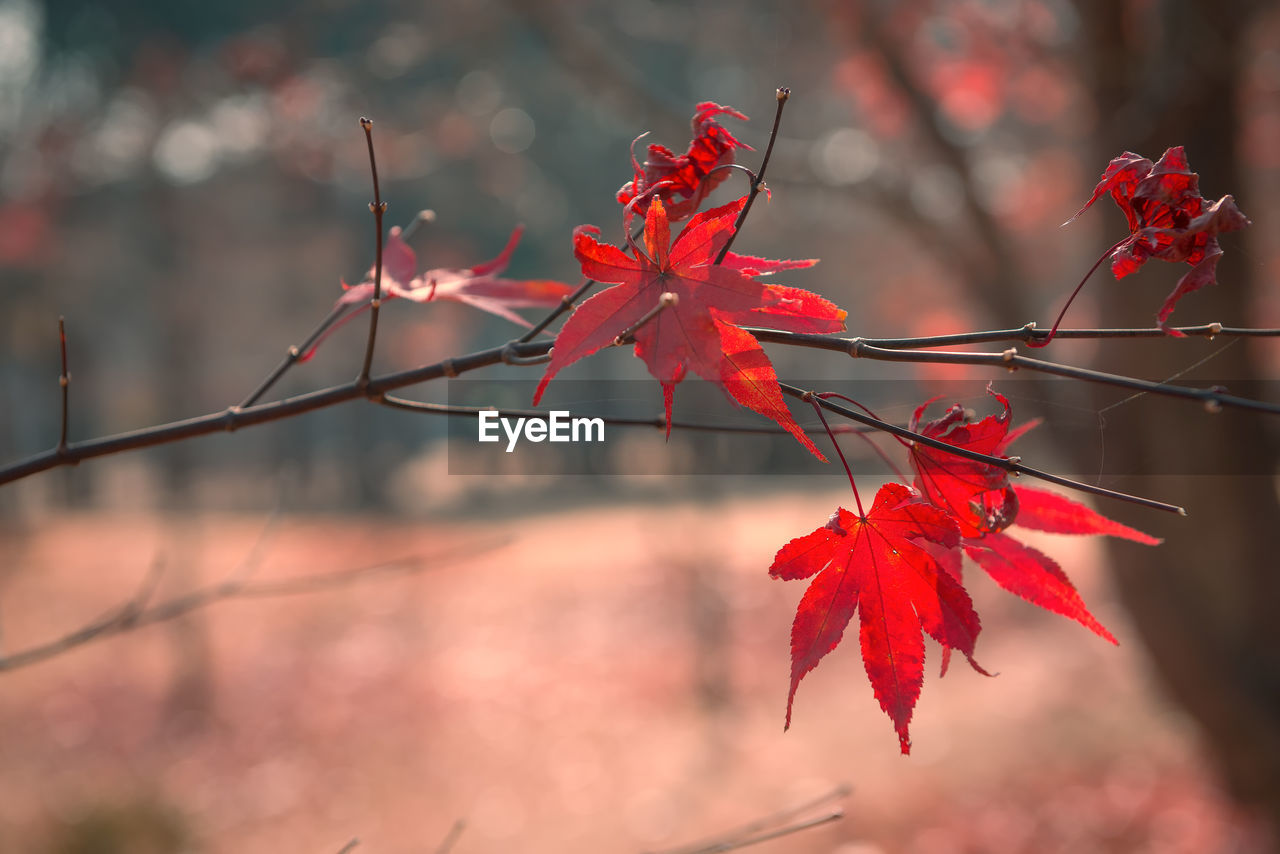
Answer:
top-left (241, 211), bottom-right (435, 409)
top-left (0, 539), bottom-right (504, 672)
top-left (7, 322), bottom-right (1280, 491)
top-left (751, 330), bottom-right (1280, 416)
top-left (647, 784), bottom-right (849, 854)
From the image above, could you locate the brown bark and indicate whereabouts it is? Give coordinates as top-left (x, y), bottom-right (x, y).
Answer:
top-left (1078, 0), bottom-right (1280, 836)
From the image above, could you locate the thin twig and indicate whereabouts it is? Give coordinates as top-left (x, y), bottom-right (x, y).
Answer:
top-left (614, 292), bottom-right (677, 345)
top-left (335, 839), bottom-right (359, 854)
top-left (647, 784), bottom-right (850, 854)
top-left (518, 278), bottom-right (596, 343)
top-left (684, 811), bottom-right (844, 854)
top-left (376, 394), bottom-right (871, 437)
top-left (780, 382), bottom-right (1186, 515)
top-left (714, 87), bottom-right (789, 265)
top-left (241, 212), bottom-right (435, 408)
top-left (0, 539), bottom-right (504, 672)
top-left (749, 330), bottom-right (1280, 416)
top-left (358, 117), bottom-right (387, 386)
top-left (57, 317), bottom-right (70, 454)
top-left (836, 321), bottom-right (1279, 349)
top-left (432, 820), bottom-right (466, 854)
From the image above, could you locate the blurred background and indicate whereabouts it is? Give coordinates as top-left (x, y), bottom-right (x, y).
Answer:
top-left (1, 0), bottom-right (1279, 851)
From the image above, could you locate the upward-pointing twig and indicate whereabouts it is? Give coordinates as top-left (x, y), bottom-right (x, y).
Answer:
top-left (714, 86), bottom-right (789, 266)
top-left (358, 117), bottom-right (386, 386)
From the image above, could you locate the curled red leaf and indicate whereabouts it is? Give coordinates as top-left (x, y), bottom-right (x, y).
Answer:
top-left (616, 102), bottom-right (754, 222)
top-left (1070, 146), bottom-right (1251, 333)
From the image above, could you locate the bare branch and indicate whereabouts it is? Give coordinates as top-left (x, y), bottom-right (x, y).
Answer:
top-left (780, 382), bottom-right (1186, 516)
top-left (376, 394), bottom-right (872, 437)
top-left (6, 321), bottom-right (1279, 488)
top-left (241, 211), bottom-right (435, 408)
top-left (358, 116), bottom-right (387, 386)
top-left (0, 539), bottom-right (505, 672)
top-left (432, 820), bottom-right (466, 854)
top-left (751, 329), bottom-right (1280, 416)
top-left (647, 784), bottom-right (850, 854)
top-left (714, 87), bottom-right (790, 265)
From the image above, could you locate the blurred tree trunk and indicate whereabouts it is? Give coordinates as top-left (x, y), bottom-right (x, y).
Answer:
top-left (1078, 0), bottom-right (1280, 837)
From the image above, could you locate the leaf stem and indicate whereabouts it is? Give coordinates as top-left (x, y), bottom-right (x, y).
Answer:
top-left (1028, 236), bottom-right (1133, 348)
top-left (806, 393), bottom-right (864, 515)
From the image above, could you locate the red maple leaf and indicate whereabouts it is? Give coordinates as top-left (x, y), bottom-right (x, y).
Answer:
top-left (616, 102), bottom-right (754, 222)
top-left (770, 482), bottom-right (979, 753)
top-left (907, 388), bottom-right (1023, 538)
top-left (300, 226), bottom-right (574, 361)
top-left (534, 195), bottom-right (846, 457)
top-left (907, 389), bottom-right (1159, 643)
top-left (1068, 146), bottom-right (1251, 333)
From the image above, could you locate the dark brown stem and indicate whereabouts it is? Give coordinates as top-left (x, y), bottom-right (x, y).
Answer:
top-left (748, 330), bottom-right (1280, 416)
top-left (840, 321), bottom-right (1273, 349)
top-left (714, 87), bottom-right (789, 266)
top-left (377, 394), bottom-right (873, 437)
top-left (358, 117), bottom-right (386, 386)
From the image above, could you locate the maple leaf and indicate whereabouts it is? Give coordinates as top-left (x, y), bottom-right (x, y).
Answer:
top-left (907, 387), bottom-right (1021, 538)
top-left (534, 196), bottom-right (846, 457)
top-left (298, 226), bottom-right (574, 361)
top-left (770, 482), bottom-right (978, 753)
top-left (907, 390), bottom-right (1158, 642)
top-left (1068, 146), bottom-right (1251, 333)
top-left (616, 102), bottom-right (754, 222)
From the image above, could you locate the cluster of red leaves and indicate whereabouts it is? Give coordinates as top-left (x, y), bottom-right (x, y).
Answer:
top-left (616, 102), bottom-right (753, 222)
top-left (534, 196), bottom-right (846, 457)
top-left (772, 389), bottom-right (1160, 754)
top-left (302, 226), bottom-right (573, 361)
top-left (1068, 146), bottom-right (1251, 333)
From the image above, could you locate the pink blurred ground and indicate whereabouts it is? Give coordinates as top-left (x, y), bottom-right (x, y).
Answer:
top-left (0, 494), bottom-right (1271, 853)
